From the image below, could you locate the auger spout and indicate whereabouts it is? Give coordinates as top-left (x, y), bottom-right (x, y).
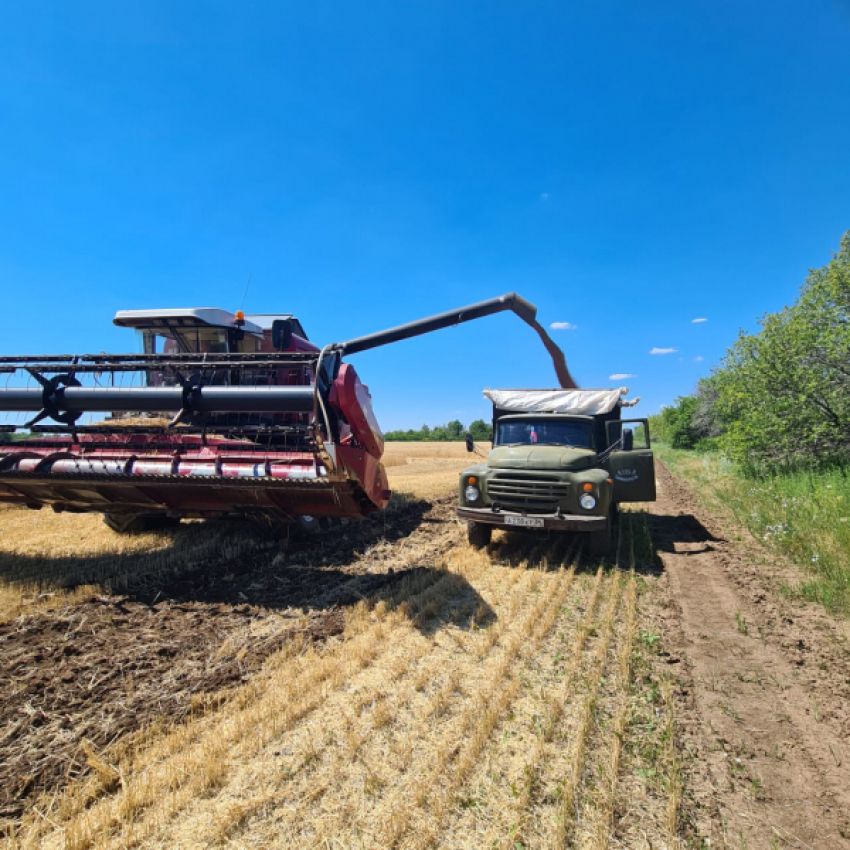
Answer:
top-left (335, 292), bottom-right (577, 389)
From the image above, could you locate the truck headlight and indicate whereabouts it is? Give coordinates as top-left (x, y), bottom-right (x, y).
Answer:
top-left (579, 493), bottom-right (596, 510)
top-left (465, 485), bottom-right (480, 502)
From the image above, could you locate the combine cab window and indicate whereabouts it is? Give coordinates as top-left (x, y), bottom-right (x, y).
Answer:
top-left (136, 328), bottom-right (235, 355)
top-left (174, 328), bottom-right (230, 353)
top-left (136, 325), bottom-right (264, 387)
top-left (496, 419), bottom-right (594, 449)
top-left (136, 329), bottom-right (226, 355)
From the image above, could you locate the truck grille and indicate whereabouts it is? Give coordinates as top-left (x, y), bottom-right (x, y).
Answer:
top-left (487, 472), bottom-right (569, 512)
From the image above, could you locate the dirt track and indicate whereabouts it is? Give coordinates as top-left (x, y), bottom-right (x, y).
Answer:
top-left (1, 451), bottom-right (849, 848)
top-left (650, 463), bottom-right (850, 849)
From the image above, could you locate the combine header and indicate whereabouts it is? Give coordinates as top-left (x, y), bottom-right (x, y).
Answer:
top-left (0, 294), bottom-right (571, 533)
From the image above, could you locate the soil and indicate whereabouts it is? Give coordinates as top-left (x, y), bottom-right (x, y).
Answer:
top-left (649, 462), bottom-right (850, 849)
top-left (0, 495), bottom-right (458, 824)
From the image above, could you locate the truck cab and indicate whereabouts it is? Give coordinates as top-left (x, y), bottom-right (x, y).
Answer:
top-left (457, 388), bottom-right (656, 555)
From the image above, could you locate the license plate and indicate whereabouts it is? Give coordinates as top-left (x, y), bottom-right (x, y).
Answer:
top-left (504, 515), bottom-right (545, 528)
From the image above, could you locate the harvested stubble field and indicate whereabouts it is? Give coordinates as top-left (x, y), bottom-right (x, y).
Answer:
top-left (1, 442), bottom-right (849, 849)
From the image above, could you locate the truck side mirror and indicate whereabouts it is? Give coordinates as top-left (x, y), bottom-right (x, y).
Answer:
top-left (465, 433), bottom-right (474, 453)
top-left (272, 319), bottom-right (293, 351)
top-left (622, 428), bottom-right (634, 451)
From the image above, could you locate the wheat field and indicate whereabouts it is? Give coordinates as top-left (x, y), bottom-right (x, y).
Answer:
top-left (1, 443), bottom-right (679, 849)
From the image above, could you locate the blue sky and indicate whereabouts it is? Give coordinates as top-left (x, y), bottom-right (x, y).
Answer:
top-left (1, 1), bottom-right (848, 430)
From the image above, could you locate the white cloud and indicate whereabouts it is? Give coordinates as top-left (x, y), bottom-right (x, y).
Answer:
top-left (650, 347), bottom-right (677, 355)
top-left (550, 321), bottom-right (576, 330)
top-left (694, 356), bottom-right (704, 362)
top-left (691, 317), bottom-right (708, 323)
top-left (609, 373), bottom-right (637, 380)
top-left (540, 192), bottom-right (550, 200)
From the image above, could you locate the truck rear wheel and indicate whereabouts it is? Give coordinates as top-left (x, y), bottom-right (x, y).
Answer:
top-left (467, 521), bottom-right (492, 548)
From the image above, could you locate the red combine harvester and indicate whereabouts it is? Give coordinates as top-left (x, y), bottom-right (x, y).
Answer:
top-left (0, 294), bottom-right (564, 533)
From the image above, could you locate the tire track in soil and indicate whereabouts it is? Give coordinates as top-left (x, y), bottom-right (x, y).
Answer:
top-left (0, 495), bottom-right (458, 827)
top-left (650, 461), bottom-right (850, 849)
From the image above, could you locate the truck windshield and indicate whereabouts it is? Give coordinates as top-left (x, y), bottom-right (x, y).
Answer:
top-left (496, 419), bottom-right (594, 449)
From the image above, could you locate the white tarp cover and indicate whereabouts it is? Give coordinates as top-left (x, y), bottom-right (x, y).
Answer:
top-left (484, 388), bottom-right (638, 415)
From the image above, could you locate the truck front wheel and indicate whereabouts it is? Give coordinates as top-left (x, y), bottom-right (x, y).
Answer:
top-left (467, 521), bottom-right (492, 548)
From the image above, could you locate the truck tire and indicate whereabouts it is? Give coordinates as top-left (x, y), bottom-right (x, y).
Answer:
top-left (103, 513), bottom-right (180, 534)
top-left (467, 521), bottom-right (492, 548)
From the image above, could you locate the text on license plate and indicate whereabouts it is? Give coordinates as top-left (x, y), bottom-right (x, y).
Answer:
top-left (504, 515), bottom-right (545, 528)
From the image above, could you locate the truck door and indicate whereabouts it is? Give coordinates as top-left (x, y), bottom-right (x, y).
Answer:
top-left (605, 419), bottom-right (656, 503)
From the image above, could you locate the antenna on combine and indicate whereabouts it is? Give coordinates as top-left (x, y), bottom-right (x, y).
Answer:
top-left (240, 273), bottom-right (252, 313)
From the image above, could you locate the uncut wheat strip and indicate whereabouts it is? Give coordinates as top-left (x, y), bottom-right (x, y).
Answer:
top-left (375, 559), bottom-right (579, 850)
top-left (493, 564), bottom-right (606, 849)
top-left (551, 570), bottom-right (624, 850)
top-left (23, 567), bottom-right (460, 850)
top-left (149, 552), bottom-right (529, 848)
top-left (580, 569), bottom-right (638, 850)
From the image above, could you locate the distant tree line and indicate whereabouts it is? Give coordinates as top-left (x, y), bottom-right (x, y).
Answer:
top-left (650, 232), bottom-right (850, 472)
top-left (384, 418), bottom-right (491, 442)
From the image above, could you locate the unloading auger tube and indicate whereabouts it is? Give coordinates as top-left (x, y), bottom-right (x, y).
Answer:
top-left (0, 293), bottom-right (575, 529)
top-left (332, 293), bottom-right (578, 389)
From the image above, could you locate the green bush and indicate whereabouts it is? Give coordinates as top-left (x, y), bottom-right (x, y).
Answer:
top-left (715, 232), bottom-right (850, 472)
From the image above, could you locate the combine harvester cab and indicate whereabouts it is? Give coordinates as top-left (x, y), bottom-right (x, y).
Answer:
top-left (0, 294), bottom-right (552, 534)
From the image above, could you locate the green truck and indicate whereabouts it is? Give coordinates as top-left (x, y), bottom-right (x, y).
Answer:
top-left (457, 388), bottom-right (656, 555)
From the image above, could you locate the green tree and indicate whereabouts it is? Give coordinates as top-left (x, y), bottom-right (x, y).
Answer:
top-left (716, 231), bottom-right (850, 470)
top-left (446, 419), bottom-right (464, 440)
top-left (659, 396), bottom-right (699, 449)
